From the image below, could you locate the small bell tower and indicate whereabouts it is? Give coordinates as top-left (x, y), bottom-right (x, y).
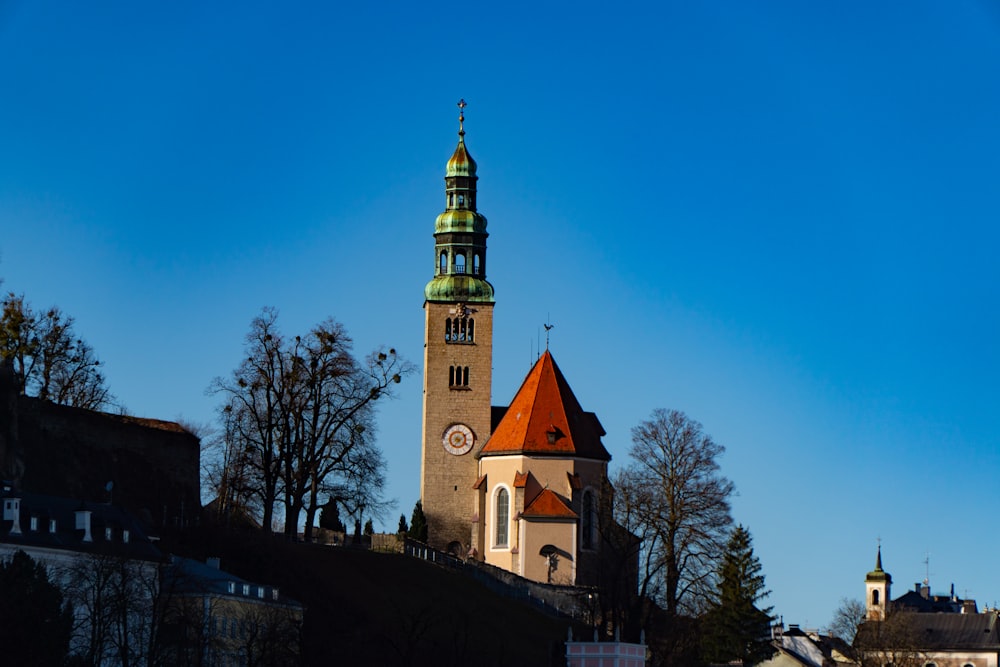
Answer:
top-left (419, 101), bottom-right (495, 554)
top-left (865, 545), bottom-right (892, 620)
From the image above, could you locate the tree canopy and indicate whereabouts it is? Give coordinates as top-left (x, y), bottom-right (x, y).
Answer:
top-left (615, 408), bottom-right (734, 618)
top-left (209, 307), bottom-right (411, 537)
top-left (0, 292), bottom-right (112, 410)
top-left (0, 550), bottom-right (73, 666)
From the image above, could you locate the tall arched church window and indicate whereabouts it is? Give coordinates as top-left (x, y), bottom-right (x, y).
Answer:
top-left (495, 488), bottom-right (509, 547)
top-left (468, 318), bottom-right (475, 342)
top-left (444, 319), bottom-right (452, 342)
top-left (581, 490), bottom-right (595, 549)
top-left (473, 254), bottom-right (480, 275)
top-left (458, 317), bottom-right (467, 342)
top-left (439, 252), bottom-right (447, 274)
top-left (455, 253), bottom-right (466, 274)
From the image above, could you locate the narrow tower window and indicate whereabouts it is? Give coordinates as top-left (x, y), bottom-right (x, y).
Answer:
top-left (444, 319), bottom-right (452, 342)
top-left (455, 253), bottom-right (466, 274)
top-left (872, 590), bottom-right (880, 606)
top-left (581, 490), bottom-right (595, 549)
top-left (495, 488), bottom-right (509, 547)
top-left (459, 317), bottom-right (467, 342)
top-left (473, 254), bottom-right (480, 275)
top-left (463, 366), bottom-right (469, 386)
top-left (468, 318), bottom-right (475, 342)
top-left (439, 251), bottom-right (448, 274)
top-left (458, 193), bottom-right (465, 207)
top-left (449, 366), bottom-right (455, 386)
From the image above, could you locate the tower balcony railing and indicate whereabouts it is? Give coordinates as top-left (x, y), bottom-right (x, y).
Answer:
top-left (442, 266), bottom-right (480, 276)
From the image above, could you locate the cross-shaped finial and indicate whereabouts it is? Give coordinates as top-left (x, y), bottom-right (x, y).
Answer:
top-left (457, 99), bottom-right (467, 136)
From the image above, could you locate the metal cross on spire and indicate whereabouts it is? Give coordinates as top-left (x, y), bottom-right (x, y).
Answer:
top-left (457, 99), bottom-right (467, 136)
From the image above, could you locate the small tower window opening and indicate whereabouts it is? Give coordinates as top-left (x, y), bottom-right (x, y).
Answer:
top-left (495, 488), bottom-right (509, 547)
top-left (458, 193), bottom-right (465, 207)
top-left (449, 366), bottom-right (469, 387)
top-left (872, 590), bottom-right (880, 606)
top-left (468, 318), bottom-right (475, 342)
top-left (446, 317), bottom-right (475, 344)
top-left (448, 193), bottom-right (454, 207)
top-left (459, 317), bottom-right (467, 341)
top-left (445, 319), bottom-right (452, 342)
top-left (439, 251), bottom-right (448, 275)
top-left (581, 490), bottom-right (595, 549)
top-left (473, 254), bottom-right (481, 275)
top-left (455, 253), bottom-right (466, 274)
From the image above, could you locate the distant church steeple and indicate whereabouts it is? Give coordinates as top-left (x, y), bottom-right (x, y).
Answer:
top-left (865, 544), bottom-right (892, 620)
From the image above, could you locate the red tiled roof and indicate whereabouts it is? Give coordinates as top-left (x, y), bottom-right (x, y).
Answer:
top-left (521, 488), bottom-right (577, 519)
top-left (513, 471), bottom-right (529, 488)
top-left (472, 474), bottom-right (487, 490)
top-left (479, 351), bottom-right (610, 460)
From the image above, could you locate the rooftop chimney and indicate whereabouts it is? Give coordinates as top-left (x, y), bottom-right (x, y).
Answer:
top-left (75, 509), bottom-right (93, 542)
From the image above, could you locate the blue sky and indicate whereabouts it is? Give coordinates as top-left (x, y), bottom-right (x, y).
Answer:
top-left (2, 1), bottom-right (999, 629)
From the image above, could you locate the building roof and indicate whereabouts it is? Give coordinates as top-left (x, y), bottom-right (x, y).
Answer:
top-left (857, 612), bottom-right (1000, 650)
top-left (0, 489), bottom-right (162, 562)
top-left (163, 556), bottom-right (303, 609)
top-left (521, 488), bottom-right (577, 520)
top-left (866, 545), bottom-right (891, 583)
top-left (479, 351), bottom-right (611, 461)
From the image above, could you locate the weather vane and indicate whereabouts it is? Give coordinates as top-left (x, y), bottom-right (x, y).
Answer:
top-left (458, 99), bottom-right (467, 136)
top-left (544, 319), bottom-right (554, 350)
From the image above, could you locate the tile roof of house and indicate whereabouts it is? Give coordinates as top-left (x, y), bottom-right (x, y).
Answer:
top-left (479, 351), bottom-right (611, 461)
top-left (0, 489), bottom-right (162, 561)
top-left (521, 488), bottom-right (577, 520)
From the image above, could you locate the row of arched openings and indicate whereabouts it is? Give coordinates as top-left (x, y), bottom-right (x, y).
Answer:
top-left (449, 366), bottom-right (469, 388)
top-left (445, 317), bottom-right (474, 343)
top-left (447, 192), bottom-right (475, 209)
top-left (439, 251), bottom-right (481, 276)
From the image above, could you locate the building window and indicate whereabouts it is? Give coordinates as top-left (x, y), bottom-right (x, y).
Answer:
top-left (495, 488), bottom-right (509, 547)
top-left (581, 490), bottom-right (595, 549)
top-left (29, 516), bottom-right (37, 531)
top-left (439, 251), bottom-right (447, 274)
top-left (872, 590), bottom-right (880, 606)
top-left (123, 530), bottom-right (130, 543)
top-left (473, 254), bottom-right (480, 275)
top-left (449, 366), bottom-right (469, 388)
top-left (455, 253), bottom-right (466, 274)
top-left (49, 519), bottom-right (57, 533)
top-left (458, 193), bottom-right (465, 207)
top-left (446, 317), bottom-right (475, 344)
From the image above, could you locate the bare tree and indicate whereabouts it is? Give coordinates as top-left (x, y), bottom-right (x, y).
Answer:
top-left (829, 597), bottom-right (866, 644)
top-left (61, 552), bottom-right (160, 667)
top-left (0, 293), bottom-right (112, 410)
top-left (210, 308), bottom-right (411, 537)
top-left (854, 612), bottom-right (928, 667)
top-left (615, 409), bottom-right (734, 618)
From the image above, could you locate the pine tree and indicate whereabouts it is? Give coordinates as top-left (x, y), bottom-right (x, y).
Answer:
top-left (407, 500), bottom-right (428, 542)
top-left (700, 524), bottom-right (775, 666)
top-left (318, 500), bottom-right (346, 532)
top-left (397, 513), bottom-right (409, 534)
top-left (363, 518), bottom-right (374, 535)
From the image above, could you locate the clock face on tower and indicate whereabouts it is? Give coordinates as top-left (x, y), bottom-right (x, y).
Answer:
top-left (442, 423), bottom-right (475, 456)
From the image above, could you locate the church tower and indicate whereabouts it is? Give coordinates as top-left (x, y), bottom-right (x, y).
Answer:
top-left (420, 101), bottom-right (495, 554)
top-left (865, 545), bottom-right (892, 620)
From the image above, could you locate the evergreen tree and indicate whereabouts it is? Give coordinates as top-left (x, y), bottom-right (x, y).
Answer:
top-left (0, 550), bottom-right (73, 666)
top-left (397, 513), bottom-right (408, 534)
top-left (363, 518), bottom-right (374, 535)
top-left (700, 525), bottom-right (775, 666)
top-left (318, 500), bottom-right (346, 532)
top-left (407, 500), bottom-right (428, 542)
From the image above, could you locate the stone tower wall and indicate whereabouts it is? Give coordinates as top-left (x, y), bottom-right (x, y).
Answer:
top-left (420, 301), bottom-right (493, 552)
